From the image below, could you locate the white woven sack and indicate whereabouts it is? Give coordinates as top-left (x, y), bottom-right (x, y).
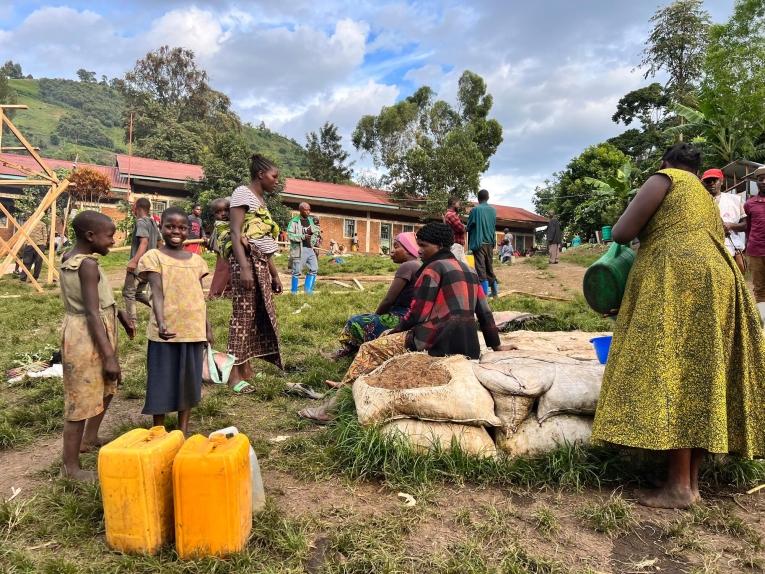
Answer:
top-left (353, 353), bottom-right (501, 427)
top-left (496, 415), bottom-right (593, 457)
top-left (381, 419), bottom-right (497, 458)
top-left (536, 363), bottom-right (605, 422)
top-left (472, 356), bottom-right (558, 396)
top-left (493, 394), bottom-right (535, 435)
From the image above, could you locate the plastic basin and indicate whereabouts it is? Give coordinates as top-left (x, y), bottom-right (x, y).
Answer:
top-left (590, 336), bottom-right (612, 365)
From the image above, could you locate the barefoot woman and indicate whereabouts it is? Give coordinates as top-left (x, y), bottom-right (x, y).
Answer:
top-left (592, 143), bottom-right (765, 509)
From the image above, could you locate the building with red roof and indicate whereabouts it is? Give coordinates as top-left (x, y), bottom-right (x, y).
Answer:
top-left (0, 152), bottom-right (546, 251)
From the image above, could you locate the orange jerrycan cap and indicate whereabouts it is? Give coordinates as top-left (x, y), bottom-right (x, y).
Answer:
top-left (148, 426), bottom-right (167, 439)
top-left (210, 434), bottom-right (228, 447)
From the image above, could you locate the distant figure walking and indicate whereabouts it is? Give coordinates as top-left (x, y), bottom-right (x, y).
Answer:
top-left (466, 189), bottom-right (498, 296)
top-left (185, 204), bottom-right (205, 255)
top-left (546, 211), bottom-right (561, 264)
top-left (123, 198), bottom-right (160, 323)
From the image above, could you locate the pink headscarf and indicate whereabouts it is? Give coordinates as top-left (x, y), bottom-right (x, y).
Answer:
top-left (395, 232), bottom-right (419, 259)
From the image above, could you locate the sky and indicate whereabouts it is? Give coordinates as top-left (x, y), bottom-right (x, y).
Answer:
top-left (1, 0), bottom-right (735, 211)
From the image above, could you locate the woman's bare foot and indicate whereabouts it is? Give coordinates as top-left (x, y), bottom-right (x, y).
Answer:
top-left (60, 467), bottom-right (97, 483)
top-left (324, 380), bottom-right (343, 389)
top-left (638, 486), bottom-right (695, 509)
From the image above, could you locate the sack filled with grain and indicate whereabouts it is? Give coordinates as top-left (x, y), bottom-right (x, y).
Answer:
top-left (381, 418), bottom-right (497, 458)
top-left (495, 414), bottom-right (593, 457)
top-left (353, 353), bottom-right (501, 427)
top-left (492, 394), bottom-right (535, 435)
top-left (536, 362), bottom-right (604, 422)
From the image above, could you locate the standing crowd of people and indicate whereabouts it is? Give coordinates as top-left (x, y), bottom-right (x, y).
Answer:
top-left (49, 142), bottom-right (765, 511)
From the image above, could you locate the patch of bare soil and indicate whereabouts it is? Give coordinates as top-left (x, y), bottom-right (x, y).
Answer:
top-left (495, 261), bottom-right (585, 299)
top-left (364, 354), bottom-right (451, 390)
top-left (0, 394), bottom-right (143, 500)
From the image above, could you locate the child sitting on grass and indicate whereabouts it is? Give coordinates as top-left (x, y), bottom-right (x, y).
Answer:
top-left (59, 211), bottom-right (135, 481)
top-left (207, 197), bottom-right (232, 299)
top-left (138, 206), bottom-right (212, 435)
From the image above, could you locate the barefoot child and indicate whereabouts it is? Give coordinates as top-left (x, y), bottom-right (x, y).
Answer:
top-left (138, 206), bottom-right (212, 435)
top-left (59, 211), bottom-right (135, 480)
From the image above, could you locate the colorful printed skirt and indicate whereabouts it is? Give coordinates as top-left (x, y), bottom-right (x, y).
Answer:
top-left (339, 307), bottom-right (407, 350)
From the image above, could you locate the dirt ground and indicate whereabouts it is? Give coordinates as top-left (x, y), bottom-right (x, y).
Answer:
top-left (4, 257), bottom-right (765, 573)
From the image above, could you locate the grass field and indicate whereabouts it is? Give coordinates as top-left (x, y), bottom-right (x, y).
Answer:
top-left (1, 253), bottom-right (764, 573)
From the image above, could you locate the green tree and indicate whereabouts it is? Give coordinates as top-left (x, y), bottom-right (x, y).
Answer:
top-left (532, 143), bottom-right (631, 237)
top-left (121, 46), bottom-right (240, 161)
top-left (188, 130), bottom-right (291, 229)
top-left (0, 72), bottom-right (17, 107)
top-left (640, 0), bottom-right (710, 104)
top-left (55, 113), bottom-right (113, 149)
top-left (137, 119), bottom-right (205, 165)
top-left (0, 60), bottom-right (23, 79)
top-left (76, 69), bottom-right (97, 83)
top-left (352, 70), bottom-right (502, 215)
top-left (610, 83), bottom-right (673, 168)
top-left (305, 122), bottom-right (353, 183)
top-left (699, 0), bottom-right (765, 162)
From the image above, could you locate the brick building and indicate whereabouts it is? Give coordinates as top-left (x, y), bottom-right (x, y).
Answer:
top-left (0, 152), bottom-right (547, 251)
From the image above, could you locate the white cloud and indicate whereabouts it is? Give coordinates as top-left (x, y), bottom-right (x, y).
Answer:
top-left (144, 7), bottom-right (226, 57)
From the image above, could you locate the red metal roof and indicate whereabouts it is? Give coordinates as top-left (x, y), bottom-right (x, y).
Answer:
top-left (0, 153), bottom-right (128, 190)
top-left (0, 153), bottom-right (546, 223)
top-left (490, 204), bottom-right (548, 224)
top-left (283, 178), bottom-right (395, 207)
top-left (283, 178), bottom-right (547, 224)
top-left (115, 154), bottom-right (203, 182)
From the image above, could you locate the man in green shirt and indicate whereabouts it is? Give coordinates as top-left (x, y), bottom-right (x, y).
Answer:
top-left (466, 189), bottom-right (498, 297)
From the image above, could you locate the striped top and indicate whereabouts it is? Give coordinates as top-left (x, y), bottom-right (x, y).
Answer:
top-left (230, 185), bottom-right (279, 255)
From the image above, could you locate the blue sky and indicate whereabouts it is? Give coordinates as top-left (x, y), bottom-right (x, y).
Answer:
top-left (2, 0), bottom-right (735, 210)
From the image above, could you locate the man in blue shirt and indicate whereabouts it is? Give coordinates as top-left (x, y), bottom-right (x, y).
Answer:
top-left (467, 189), bottom-right (498, 296)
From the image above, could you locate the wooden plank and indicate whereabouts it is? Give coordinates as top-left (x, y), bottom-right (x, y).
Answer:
top-left (318, 274), bottom-right (395, 283)
top-left (2, 115), bottom-right (57, 179)
top-left (0, 104), bottom-right (28, 109)
top-left (47, 201), bottom-right (57, 283)
top-left (0, 202), bottom-right (59, 280)
top-left (352, 278), bottom-right (364, 291)
top-left (0, 236), bottom-right (43, 292)
top-left (331, 280), bottom-right (353, 289)
top-left (0, 180), bottom-right (68, 268)
top-left (0, 179), bottom-right (53, 186)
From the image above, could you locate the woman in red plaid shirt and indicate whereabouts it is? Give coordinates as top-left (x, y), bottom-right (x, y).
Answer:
top-left (300, 222), bottom-right (509, 423)
top-left (333, 224), bottom-right (506, 385)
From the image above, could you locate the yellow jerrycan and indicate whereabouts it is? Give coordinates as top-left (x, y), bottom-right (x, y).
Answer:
top-left (173, 433), bottom-right (252, 559)
top-left (98, 426), bottom-right (185, 554)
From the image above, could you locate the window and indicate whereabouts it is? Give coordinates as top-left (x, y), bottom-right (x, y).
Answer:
top-left (152, 200), bottom-right (167, 214)
top-left (380, 223), bottom-right (391, 241)
top-left (402, 224), bottom-right (414, 233)
top-left (344, 219), bottom-right (356, 238)
top-left (0, 212), bottom-right (6, 229)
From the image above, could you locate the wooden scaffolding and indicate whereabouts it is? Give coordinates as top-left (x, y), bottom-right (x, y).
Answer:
top-left (0, 104), bottom-right (71, 292)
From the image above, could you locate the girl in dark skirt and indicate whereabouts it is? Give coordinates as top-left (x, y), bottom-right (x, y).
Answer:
top-left (138, 206), bottom-right (212, 435)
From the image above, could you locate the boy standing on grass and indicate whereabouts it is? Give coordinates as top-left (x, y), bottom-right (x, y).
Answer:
top-left (59, 211), bottom-right (135, 481)
top-left (123, 198), bottom-right (160, 324)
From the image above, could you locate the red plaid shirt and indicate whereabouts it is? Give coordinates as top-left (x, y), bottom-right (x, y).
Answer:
top-left (398, 253), bottom-right (499, 358)
top-left (443, 208), bottom-right (466, 246)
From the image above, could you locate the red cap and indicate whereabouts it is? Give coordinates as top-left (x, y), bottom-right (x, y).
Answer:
top-left (701, 168), bottom-right (724, 181)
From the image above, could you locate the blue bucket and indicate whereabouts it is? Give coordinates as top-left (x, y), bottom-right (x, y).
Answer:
top-left (590, 336), bottom-right (613, 365)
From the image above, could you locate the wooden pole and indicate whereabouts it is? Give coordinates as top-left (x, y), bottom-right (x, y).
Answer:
top-left (0, 202), bottom-right (58, 280)
top-left (0, 236), bottom-right (43, 293)
top-left (0, 180), bottom-right (69, 268)
top-left (47, 201), bottom-right (57, 283)
top-left (1, 113), bottom-right (58, 180)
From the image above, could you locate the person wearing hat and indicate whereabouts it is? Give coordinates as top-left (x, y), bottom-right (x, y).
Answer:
top-left (702, 168), bottom-right (747, 273)
top-left (745, 166), bottom-right (765, 319)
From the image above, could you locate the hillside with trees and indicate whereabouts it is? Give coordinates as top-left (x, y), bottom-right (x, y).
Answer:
top-left (0, 63), bottom-right (307, 174)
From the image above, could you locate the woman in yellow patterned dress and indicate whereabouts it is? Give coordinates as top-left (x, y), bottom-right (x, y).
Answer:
top-left (592, 143), bottom-right (765, 509)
